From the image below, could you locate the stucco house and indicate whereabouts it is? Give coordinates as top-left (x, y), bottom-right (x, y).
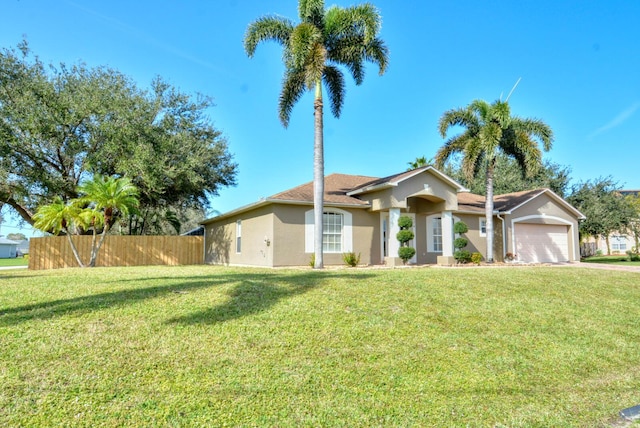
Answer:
top-left (202, 166), bottom-right (585, 267)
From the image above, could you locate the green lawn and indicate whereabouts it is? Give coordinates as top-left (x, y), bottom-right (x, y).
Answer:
top-left (0, 257), bottom-right (28, 267)
top-left (583, 254), bottom-right (640, 267)
top-left (1, 265), bottom-right (639, 427)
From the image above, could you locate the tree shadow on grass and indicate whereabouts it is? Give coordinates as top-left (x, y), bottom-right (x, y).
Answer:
top-left (166, 271), bottom-right (373, 325)
top-left (0, 271), bottom-right (372, 327)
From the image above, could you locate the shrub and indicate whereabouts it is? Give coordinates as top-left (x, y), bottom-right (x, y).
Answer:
top-left (471, 252), bottom-right (482, 265)
top-left (627, 249), bottom-right (640, 262)
top-left (398, 247), bottom-right (416, 263)
top-left (398, 216), bottom-right (413, 229)
top-left (396, 229), bottom-right (415, 243)
top-left (309, 253), bottom-right (315, 268)
top-left (596, 249), bottom-right (603, 256)
top-left (396, 215), bottom-right (416, 264)
top-left (454, 237), bottom-right (468, 250)
top-left (454, 250), bottom-right (472, 264)
top-left (453, 221), bottom-right (469, 234)
top-left (342, 252), bottom-right (361, 267)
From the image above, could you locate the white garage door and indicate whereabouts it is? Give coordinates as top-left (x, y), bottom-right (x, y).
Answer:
top-left (515, 223), bottom-right (569, 263)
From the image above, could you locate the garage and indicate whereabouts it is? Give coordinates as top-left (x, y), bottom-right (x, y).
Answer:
top-left (515, 223), bottom-right (569, 263)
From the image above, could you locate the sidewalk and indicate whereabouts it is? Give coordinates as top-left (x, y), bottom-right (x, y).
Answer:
top-left (0, 266), bottom-right (28, 271)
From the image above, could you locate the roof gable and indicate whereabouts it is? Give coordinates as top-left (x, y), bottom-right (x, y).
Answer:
top-left (347, 166), bottom-right (468, 196)
top-left (457, 188), bottom-right (586, 219)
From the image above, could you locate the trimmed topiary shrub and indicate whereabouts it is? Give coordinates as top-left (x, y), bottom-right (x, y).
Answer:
top-left (454, 237), bottom-right (468, 250)
top-left (453, 221), bottom-right (469, 234)
top-left (453, 221), bottom-right (470, 264)
top-left (471, 252), bottom-right (482, 265)
top-left (398, 247), bottom-right (416, 262)
top-left (454, 250), bottom-right (472, 263)
top-left (396, 215), bottom-right (415, 264)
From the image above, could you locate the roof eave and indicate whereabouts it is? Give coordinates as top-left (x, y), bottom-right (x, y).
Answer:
top-left (200, 198), bottom-right (371, 224)
top-left (346, 183), bottom-right (395, 196)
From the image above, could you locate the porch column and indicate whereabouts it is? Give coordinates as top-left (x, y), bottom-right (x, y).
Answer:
top-left (442, 211), bottom-right (453, 257)
top-left (388, 208), bottom-right (401, 259)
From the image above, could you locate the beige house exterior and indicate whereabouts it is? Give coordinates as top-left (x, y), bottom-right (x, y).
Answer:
top-left (201, 166), bottom-right (585, 267)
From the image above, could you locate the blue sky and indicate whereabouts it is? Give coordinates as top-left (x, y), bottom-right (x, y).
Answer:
top-left (2, 0), bottom-right (640, 237)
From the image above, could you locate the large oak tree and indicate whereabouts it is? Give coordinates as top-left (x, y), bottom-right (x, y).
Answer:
top-left (0, 41), bottom-right (237, 233)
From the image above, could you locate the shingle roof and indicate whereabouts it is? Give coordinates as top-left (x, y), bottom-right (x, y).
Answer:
top-left (269, 173), bottom-right (378, 206)
top-left (458, 189), bottom-right (572, 214)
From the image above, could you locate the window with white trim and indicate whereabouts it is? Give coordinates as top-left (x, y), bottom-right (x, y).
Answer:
top-left (479, 218), bottom-right (487, 237)
top-left (235, 220), bottom-right (242, 253)
top-left (305, 208), bottom-right (353, 254)
top-left (431, 217), bottom-right (442, 252)
top-left (323, 212), bottom-right (343, 253)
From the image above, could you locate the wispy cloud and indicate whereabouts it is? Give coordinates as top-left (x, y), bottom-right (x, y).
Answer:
top-left (64, 0), bottom-right (236, 79)
top-left (589, 102), bottom-right (640, 139)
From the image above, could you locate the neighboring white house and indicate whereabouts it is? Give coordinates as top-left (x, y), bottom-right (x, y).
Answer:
top-left (0, 238), bottom-right (19, 258)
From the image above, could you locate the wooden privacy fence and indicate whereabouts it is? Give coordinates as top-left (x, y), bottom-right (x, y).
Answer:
top-left (29, 236), bottom-right (204, 270)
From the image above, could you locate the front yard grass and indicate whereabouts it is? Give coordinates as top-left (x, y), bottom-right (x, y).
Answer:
top-left (1, 265), bottom-right (639, 427)
top-left (583, 254), bottom-right (640, 267)
top-left (0, 257), bottom-right (28, 267)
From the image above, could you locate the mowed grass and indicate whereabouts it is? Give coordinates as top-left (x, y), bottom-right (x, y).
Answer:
top-left (583, 255), bottom-right (640, 267)
top-left (0, 257), bottom-right (28, 267)
top-left (1, 265), bottom-right (639, 427)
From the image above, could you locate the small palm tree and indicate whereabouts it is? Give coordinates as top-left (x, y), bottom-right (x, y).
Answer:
top-left (33, 197), bottom-right (86, 266)
top-left (79, 175), bottom-right (139, 267)
top-left (244, 0), bottom-right (388, 268)
top-left (33, 175), bottom-right (139, 267)
top-left (436, 99), bottom-right (553, 262)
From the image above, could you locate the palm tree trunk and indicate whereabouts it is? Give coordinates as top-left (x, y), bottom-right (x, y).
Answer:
top-left (89, 224), bottom-right (110, 267)
top-left (65, 231), bottom-right (86, 268)
top-left (485, 160), bottom-right (495, 262)
top-left (313, 80), bottom-right (324, 269)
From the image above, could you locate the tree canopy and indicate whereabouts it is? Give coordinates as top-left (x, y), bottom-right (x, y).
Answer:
top-left (566, 177), bottom-right (635, 253)
top-left (0, 41), bottom-right (237, 233)
top-left (442, 154), bottom-right (570, 197)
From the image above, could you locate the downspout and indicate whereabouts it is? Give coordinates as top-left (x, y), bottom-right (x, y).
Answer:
top-left (497, 213), bottom-right (506, 261)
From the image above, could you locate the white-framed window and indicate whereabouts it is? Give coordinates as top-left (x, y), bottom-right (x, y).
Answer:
top-left (305, 208), bottom-right (353, 253)
top-left (323, 212), bottom-right (343, 253)
top-left (428, 216), bottom-right (443, 253)
top-left (235, 220), bottom-right (242, 253)
top-left (479, 218), bottom-right (487, 237)
top-left (612, 235), bottom-right (627, 251)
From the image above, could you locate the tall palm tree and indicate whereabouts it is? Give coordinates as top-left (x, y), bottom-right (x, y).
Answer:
top-left (79, 175), bottom-right (139, 267)
top-left (244, 0), bottom-right (388, 268)
top-left (436, 99), bottom-right (553, 262)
